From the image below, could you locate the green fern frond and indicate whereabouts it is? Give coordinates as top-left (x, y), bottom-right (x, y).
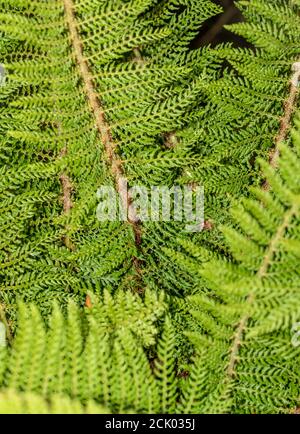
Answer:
top-left (1, 0), bottom-right (300, 415)
top-left (172, 121), bottom-right (300, 413)
top-left (0, 0), bottom-right (223, 314)
top-left (0, 389), bottom-right (110, 414)
top-left (0, 295), bottom-right (205, 414)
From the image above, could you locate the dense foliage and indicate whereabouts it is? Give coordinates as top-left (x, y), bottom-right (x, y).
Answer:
top-left (0, 0), bottom-right (300, 414)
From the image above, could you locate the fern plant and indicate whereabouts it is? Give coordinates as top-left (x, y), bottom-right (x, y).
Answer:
top-left (0, 292), bottom-right (207, 414)
top-left (169, 120), bottom-right (300, 413)
top-left (1, 0), bottom-right (300, 415)
top-left (175, 0), bottom-right (300, 263)
top-left (0, 0), bottom-right (222, 322)
top-left (0, 390), bottom-right (110, 414)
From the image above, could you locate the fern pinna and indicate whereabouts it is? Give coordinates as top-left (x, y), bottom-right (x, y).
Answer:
top-left (0, 0), bottom-right (300, 415)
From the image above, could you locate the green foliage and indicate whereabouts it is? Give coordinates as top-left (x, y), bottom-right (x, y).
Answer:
top-left (0, 294), bottom-right (204, 414)
top-left (0, 0), bottom-right (300, 415)
top-left (170, 128), bottom-right (300, 413)
top-left (179, 0), bottom-right (300, 249)
top-left (0, 0), bottom-right (222, 316)
top-left (0, 389), bottom-right (110, 414)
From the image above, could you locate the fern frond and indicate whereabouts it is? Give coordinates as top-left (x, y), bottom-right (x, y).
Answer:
top-left (0, 389), bottom-right (110, 414)
top-left (0, 295), bottom-right (204, 414)
top-left (174, 123), bottom-right (300, 413)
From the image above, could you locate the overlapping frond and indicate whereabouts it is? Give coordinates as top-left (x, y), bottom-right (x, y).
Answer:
top-left (171, 121), bottom-right (300, 413)
top-left (0, 389), bottom-right (110, 414)
top-left (1, 0), bottom-right (300, 415)
top-left (0, 0), bottom-right (222, 320)
top-left (176, 0), bottom-right (300, 259)
top-left (0, 293), bottom-right (206, 414)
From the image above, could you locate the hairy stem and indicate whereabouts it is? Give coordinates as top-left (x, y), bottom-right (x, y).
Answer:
top-left (264, 61), bottom-right (300, 190)
top-left (59, 147), bottom-right (76, 251)
top-left (62, 0), bottom-right (142, 290)
top-left (227, 60), bottom-right (300, 378)
top-left (63, 0), bottom-right (140, 226)
top-left (227, 205), bottom-right (298, 377)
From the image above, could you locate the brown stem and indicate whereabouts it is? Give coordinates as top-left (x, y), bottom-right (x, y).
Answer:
top-left (62, 0), bottom-right (142, 292)
top-left (227, 61), bottom-right (300, 378)
top-left (60, 173), bottom-right (73, 215)
top-left (227, 205), bottom-right (298, 378)
top-left (59, 147), bottom-right (76, 252)
top-left (263, 61), bottom-right (300, 190)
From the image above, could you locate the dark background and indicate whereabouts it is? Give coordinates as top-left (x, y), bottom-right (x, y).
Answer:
top-left (192, 0), bottom-right (246, 48)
